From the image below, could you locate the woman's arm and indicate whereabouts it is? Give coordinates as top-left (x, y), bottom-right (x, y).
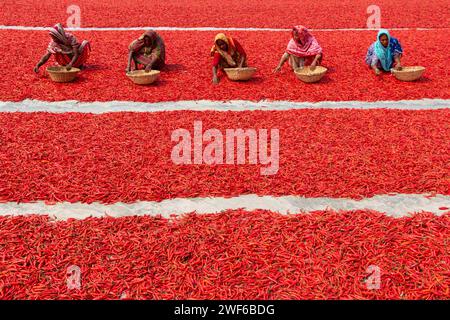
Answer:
top-left (212, 66), bottom-right (219, 84)
top-left (234, 40), bottom-right (247, 68)
top-left (394, 54), bottom-right (402, 70)
top-left (211, 52), bottom-right (221, 84)
top-left (144, 43), bottom-right (163, 71)
top-left (371, 64), bottom-right (381, 75)
top-left (145, 56), bottom-right (157, 71)
top-left (310, 53), bottom-right (322, 70)
top-left (66, 47), bottom-right (79, 70)
top-left (234, 39), bottom-right (247, 68)
top-left (126, 51), bottom-right (134, 72)
top-left (366, 44), bottom-right (380, 75)
top-left (273, 52), bottom-right (290, 73)
top-left (238, 55), bottom-right (246, 68)
top-left (34, 52), bottom-right (52, 73)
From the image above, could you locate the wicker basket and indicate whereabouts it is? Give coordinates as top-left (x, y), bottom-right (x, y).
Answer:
top-left (294, 66), bottom-right (327, 83)
top-left (47, 66), bottom-right (80, 83)
top-left (126, 70), bottom-right (160, 85)
top-left (224, 67), bottom-right (257, 81)
top-left (391, 66), bottom-right (425, 81)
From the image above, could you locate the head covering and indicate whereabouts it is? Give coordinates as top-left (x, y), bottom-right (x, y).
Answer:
top-left (374, 29), bottom-right (393, 71)
top-left (129, 30), bottom-right (158, 53)
top-left (47, 23), bottom-right (78, 54)
top-left (210, 33), bottom-right (237, 67)
top-left (286, 25), bottom-right (322, 57)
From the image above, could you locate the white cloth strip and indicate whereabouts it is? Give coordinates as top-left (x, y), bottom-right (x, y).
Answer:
top-left (0, 99), bottom-right (448, 113)
top-left (0, 194), bottom-right (448, 220)
top-left (0, 25), bottom-right (449, 32)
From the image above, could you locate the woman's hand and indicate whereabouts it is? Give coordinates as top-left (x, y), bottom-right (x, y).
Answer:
top-left (127, 51), bottom-right (134, 73)
top-left (66, 64), bottom-right (73, 71)
top-left (229, 61), bottom-right (237, 68)
top-left (273, 65), bottom-right (282, 73)
top-left (374, 67), bottom-right (381, 76)
top-left (310, 61), bottom-right (317, 71)
top-left (238, 57), bottom-right (245, 68)
top-left (145, 64), bottom-right (152, 73)
top-left (394, 56), bottom-right (402, 71)
top-left (34, 52), bottom-right (51, 74)
top-left (212, 75), bottom-right (219, 84)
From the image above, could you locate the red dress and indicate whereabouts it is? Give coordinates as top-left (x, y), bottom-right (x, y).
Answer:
top-left (212, 37), bottom-right (247, 68)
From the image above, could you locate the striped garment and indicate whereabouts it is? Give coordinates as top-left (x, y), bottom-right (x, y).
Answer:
top-left (286, 25), bottom-right (322, 58)
top-left (47, 23), bottom-right (91, 67)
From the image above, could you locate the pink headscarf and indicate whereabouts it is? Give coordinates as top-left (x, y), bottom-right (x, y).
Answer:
top-left (286, 25), bottom-right (322, 57)
top-left (47, 23), bottom-right (78, 54)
